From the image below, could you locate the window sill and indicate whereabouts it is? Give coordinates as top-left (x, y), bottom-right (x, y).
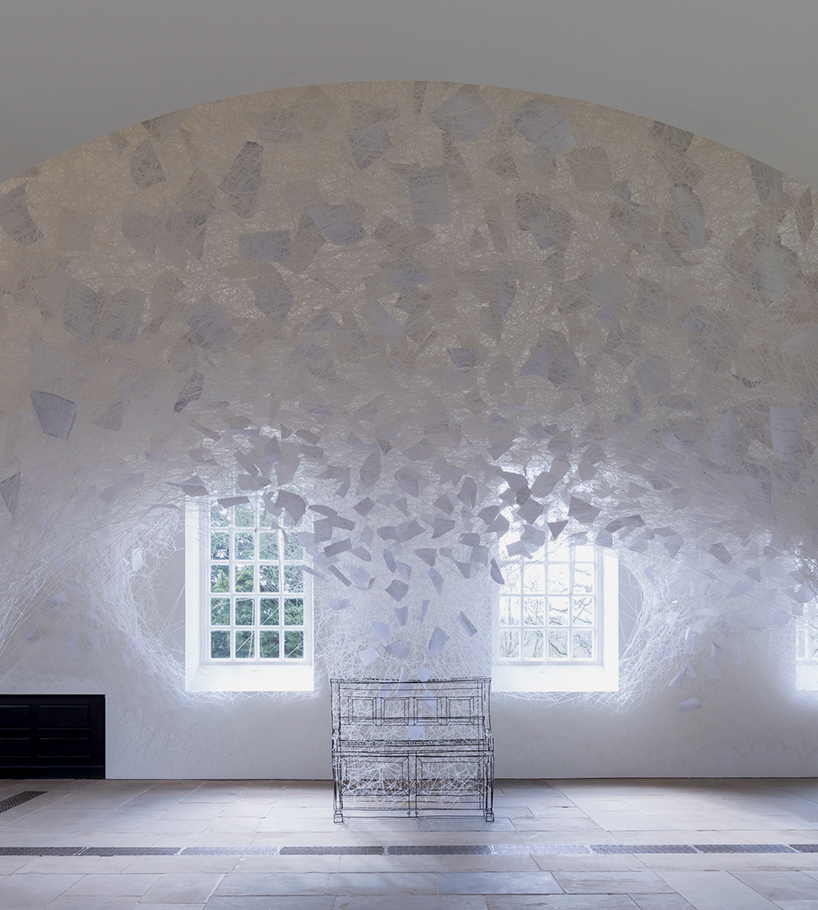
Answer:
top-left (493, 662), bottom-right (618, 693)
top-left (796, 664), bottom-right (818, 691)
top-left (185, 662), bottom-right (314, 692)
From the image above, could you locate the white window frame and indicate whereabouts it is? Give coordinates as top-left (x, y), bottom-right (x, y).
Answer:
top-left (185, 499), bottom-right (314, 692)
top-left (796, 599), bottom-right (818, 691)
top-left (492, 544), bottom-right (619, 693)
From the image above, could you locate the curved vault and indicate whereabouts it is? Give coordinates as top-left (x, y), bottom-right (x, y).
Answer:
top-left (1, 81), bottom-right (817, 704)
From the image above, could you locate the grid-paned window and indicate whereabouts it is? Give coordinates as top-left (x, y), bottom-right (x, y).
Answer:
top-left (796, 607), bottom-right (818, 664)
top-left (498, 541), bottom-right (601, 662)
top-left (206, 497), bottom-right (308, 663)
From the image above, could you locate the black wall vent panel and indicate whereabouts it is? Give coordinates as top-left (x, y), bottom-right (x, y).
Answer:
top-left (0, 695), bottom-right (105, 778)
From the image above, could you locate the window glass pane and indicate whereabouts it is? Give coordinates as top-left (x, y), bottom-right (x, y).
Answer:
top-left (235, 598), bottom-right (254, 626)
top-left (284, 630), bottom-right (304, 659)
top-left (548, 629), bottom-right (568, 658)
top-left (259, 532), bottom-right (279, 560)
top-left (796, 627), bottom-right (807, 660)
top-left (234, 502), bottom-right (254, 527)
top-left (574, 545), bottom-right (595, 562)
top-left (573, 630), bottom-right (593, 659)
top-left (235, 532), bottom-right (255, 560)
top-left (501, 563), bottom-right (521, 593)
top-left (260, 630), bottom-right (279, 658)
top-left (210, 597), bottom-right (230, 626)
top-left (235, 565), bottom-right (254, 593)
top-left (203, 499), bottom-right (311, 667)
top-left (550, 540), bottom-right (570, 561)
top-left (499, 629), bottom-right (520, 659)
top-left (285, 536), bottom-right (304, 560)
top-left (499, 597), bottom-right (519, 626)
top-left (523, 564), bottom-right (545, 593)
top-left (284, 565), bottom-right (304, 593)
top-left (210, 532), bottom-right (229, 560)
top-left (210, 565), bottom-right (230, 593)
top-left (548, 564), bottom-right (569, 595)
top-left (524, 597), bottom-right (545, 626)
top-left (574, 596), bottom-right (594, 625)
top-left (210, 503), bottom-right (230, 527)
top-left (284, 597), bottom-right (304, 626)
top-left (548, 597), bottom-right (569, 626)
top-left (523, 629), bottom-right (544, 659)
top-left (210, 630), bottom-right (230, 659)
top-left (574, 563), bottom-right (594, 593)
top-left (260, 598), bottom-right (279, 625)
top-left (259, 565), bottom-right (279, 592)
top-left (236, 630), bottom-right (255, 658)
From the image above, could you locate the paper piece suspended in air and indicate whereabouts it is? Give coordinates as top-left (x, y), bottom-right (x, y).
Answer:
top-left (31, 392), bottom-right (78, 440)
top-left (384, 639), bottom-right (410, 659)
top-left (0, 472), bottom-right (20, 517)
top-left (428, 626), bottom-right (449, 655)
top-left (431, 85), bottom-right (493, 140)
top-left (359, 646), bottom-right (379, 667)
top-left (0, 184), bottom-right (43, 245)
top-left (513, 99), bottom-right (576, 153)
top-left (220, 141), bottom-right (263, 217)
top-left (170, 475), bottom-right (209, 497)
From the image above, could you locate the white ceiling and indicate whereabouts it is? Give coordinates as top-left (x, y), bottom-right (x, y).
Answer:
top-left (2, 1), bottom-right (816, 187)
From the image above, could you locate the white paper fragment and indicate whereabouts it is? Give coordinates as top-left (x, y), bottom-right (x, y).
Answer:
top-left (678, 697), bottom-right (702, 712)
top-left (0, 183), bottom-right (43, 245)
top-left (431, 85), bottom-right (493, 140)
top-left (458, 612), bottom-right (478, 637)
top-left (516, 194), bottom-right (572, 249)
top-left (30, 391), bottom-right (78, 440)
top-left (329, 596), bottom-right (351, 611)
top-left (636, 356), bottom-right (672, 395)
top-left (309, 204), bottom-right (365, 244)
top-left (275, 490), bottom-right (306, 523)
top-left (394, 605), bottom-right (409, 626)
top-left (0, 472), bottom-right (20, 517)
top-left (416, 665), bottom-right (432, 682)
top-left (748, 157), bottom-right (784, 207)
top-left (567, 147), bottom-right (612, 192)
top-left (169, 475), bottom-right (209, 497)
top-left (359, 646), bottom-right (380, 667)
top-left (568, 496), bottom-right (600, 524)
top-left (219, 141), bottom-right (263, 217)
top-left (405, 167), bottom-right (451, 226)
top-left (796, 187), bottom-right (814, 241)
top-left (428, 626), bottom-right (449, 655)
top-left (670, 185), bottom-right (706, 248)
top-left (130, 140), bottom-right (165, 189)
top-left (239, 230), bottom-right (290, 261)
top-left (514, 99), bottom-right (576, 152)
top-left (349, 121), bottom-right (392, 169)
top-left (753, 239), bottom-right (797, 302)
top-left (428, 568), bottom-right (444, 595)
top-left (361, 300), bottom-right (404, 335)
top-left (386, 579), bottom-right (409, 601)
top-left (770, 406), bottom-right (806, 463)
top-left (186, 296), bottom-right (238, 354)
top-left (449, 348), bottom-right (477, 369)
top-left (385, 639), bottom-right (410, 659)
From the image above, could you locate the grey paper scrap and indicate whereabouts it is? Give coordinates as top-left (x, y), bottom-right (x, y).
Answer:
top-left (31, 391), bottom-right (78, 440)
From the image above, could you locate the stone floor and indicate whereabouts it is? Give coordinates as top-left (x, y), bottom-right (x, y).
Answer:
top-left (3, 778), bottom-right (818, 908)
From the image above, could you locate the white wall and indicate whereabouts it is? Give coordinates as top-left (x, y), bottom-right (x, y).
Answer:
top-left (3, 544), bottom-right (818, 779)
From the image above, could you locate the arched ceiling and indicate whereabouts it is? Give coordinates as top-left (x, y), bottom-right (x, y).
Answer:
top-left (2, 1), bottom-right (817, 186)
